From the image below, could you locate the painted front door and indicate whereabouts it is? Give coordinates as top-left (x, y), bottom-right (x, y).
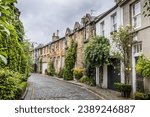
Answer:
top-left (107, 59), bottom-right (121, 90)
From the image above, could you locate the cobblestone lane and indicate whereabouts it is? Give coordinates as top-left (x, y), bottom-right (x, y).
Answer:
top-left (24, 74), bottom-right (101, 100)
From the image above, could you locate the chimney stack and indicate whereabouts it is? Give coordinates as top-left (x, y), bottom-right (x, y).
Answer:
top-left (52, 31), bottom-right (59, 42)
top-left (56, 30), bottom-right (59, 36)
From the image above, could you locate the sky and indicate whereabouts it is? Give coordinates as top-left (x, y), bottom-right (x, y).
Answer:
top-left (17, 0), bottom-right (115, 45)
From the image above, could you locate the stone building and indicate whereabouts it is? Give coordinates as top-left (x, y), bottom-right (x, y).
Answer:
top-left (40, 42), bottom-right (51, 74)
top-left (31, 44), bottom-right (43, 73)
top-left (50, 31), bottom-right (66, 73)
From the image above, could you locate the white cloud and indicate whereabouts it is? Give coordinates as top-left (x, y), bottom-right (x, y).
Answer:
top-left (17, 0), bottom-right (115, 44)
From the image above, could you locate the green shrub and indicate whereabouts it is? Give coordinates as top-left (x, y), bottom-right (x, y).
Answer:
top-left (80, 75), bottom-right (96, 86)
top-left (73, 68), bottom-right (84, 80)
top-left (15, 82), bottom-right (27, 99)
top-left (114, 83), bottom-right (132, 97)
top-left (136, 55), bottom-right (150, 78)
top-left (57, 68), bottom-right (64, 78)
top-left (47, 61), bottom-right (55, 76)
top-left (134, 92), bottom-right (148, 100)
top-left (0, 68), bottom-right (22, 100)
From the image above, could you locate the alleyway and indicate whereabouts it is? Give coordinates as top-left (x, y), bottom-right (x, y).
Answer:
top-left (24, 74), bottom-right (101, 100)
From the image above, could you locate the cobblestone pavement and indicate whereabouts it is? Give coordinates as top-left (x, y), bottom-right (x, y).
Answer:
top-left (24, 74), bottom-right (101, 100)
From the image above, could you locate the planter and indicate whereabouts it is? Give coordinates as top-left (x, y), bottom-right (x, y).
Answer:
top-left (144, 78), bottom-right (150, 94)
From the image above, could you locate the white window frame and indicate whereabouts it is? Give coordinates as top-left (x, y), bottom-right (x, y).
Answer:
top-left (111, 13), bottom-right (117, 32)
top-left (133, 43), bottom-right (142, 56)
top-left (100, 21), bottom-right (105, 36)
top-left (132, 1), bottom-right (141, 28)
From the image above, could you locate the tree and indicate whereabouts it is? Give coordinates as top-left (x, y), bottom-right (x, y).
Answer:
top-left (112, 26), bottom-right (135, 84)
top-left (143, 0), bottom-right (150, 17)
top-left (84, 36), bottom-right (110, 85)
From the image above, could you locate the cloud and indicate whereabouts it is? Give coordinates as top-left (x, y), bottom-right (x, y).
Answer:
top-left (17, 0), bottom-right (115, 44)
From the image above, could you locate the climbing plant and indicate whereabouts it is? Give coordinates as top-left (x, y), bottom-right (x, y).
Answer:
top-left (63, 40), bottom-right (77, 80)
top-left (47, 60), bottom-right (55, 76)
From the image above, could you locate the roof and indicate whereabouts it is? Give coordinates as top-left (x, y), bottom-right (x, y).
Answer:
top-left (51, 37), bottom-right (65, 44)
top-left (34, 44), bottom-right (44, 50)
top-left (95, 4), bottom-right (118, 23)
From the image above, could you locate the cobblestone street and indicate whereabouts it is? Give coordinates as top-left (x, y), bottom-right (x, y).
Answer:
top-left (24, 74), bottom-right (101, 100)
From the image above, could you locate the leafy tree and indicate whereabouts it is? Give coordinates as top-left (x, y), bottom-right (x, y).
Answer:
top-left (112, 26), bottom-right (135, 84)
top-left (63, 40), bottom-right (77, 80)
top-left (84, 36), bottom-right (110, 83)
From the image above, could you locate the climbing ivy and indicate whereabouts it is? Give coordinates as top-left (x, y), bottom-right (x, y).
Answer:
top-left (0, 0), bottom-right (31, 76)
top-left (63, 40), bottom-right (77, 80)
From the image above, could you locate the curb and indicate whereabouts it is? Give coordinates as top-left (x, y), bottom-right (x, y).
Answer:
top-left (21, 85), bottom-right (29, 100)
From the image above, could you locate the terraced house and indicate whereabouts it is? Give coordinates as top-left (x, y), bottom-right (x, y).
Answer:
top-left (95, 2), bottom-right (123, 90)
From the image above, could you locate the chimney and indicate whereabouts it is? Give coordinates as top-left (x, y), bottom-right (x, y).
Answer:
top-left (56, 30), bottom-right (59, 36)
top-left (52, 31), bottom-right (59, 42)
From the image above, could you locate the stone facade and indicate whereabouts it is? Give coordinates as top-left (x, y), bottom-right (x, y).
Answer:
top-left (31, 44), bottom-right (43, 73)
top-left (50, 34), bottom-right (66, 73)
top-left (65, 14), bottom-right (96, 69)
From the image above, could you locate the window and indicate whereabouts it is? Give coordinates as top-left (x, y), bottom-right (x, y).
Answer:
top-left (58, 41), bottom-right (61, 50)
top-left (111, 13), bottom-right (117, 32)
top-left (100, 21), bottom-right (105, 36)
top-left (62, 40), bottom-right (65, 49)
top-left (132, 1), bottom-right (141, 28)
top-left (54, 43), bottom-right (56, 51)
top-left (134, 43), bottom-right (142, 54)
top-left (85, 25), bottom-right (90, 40)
